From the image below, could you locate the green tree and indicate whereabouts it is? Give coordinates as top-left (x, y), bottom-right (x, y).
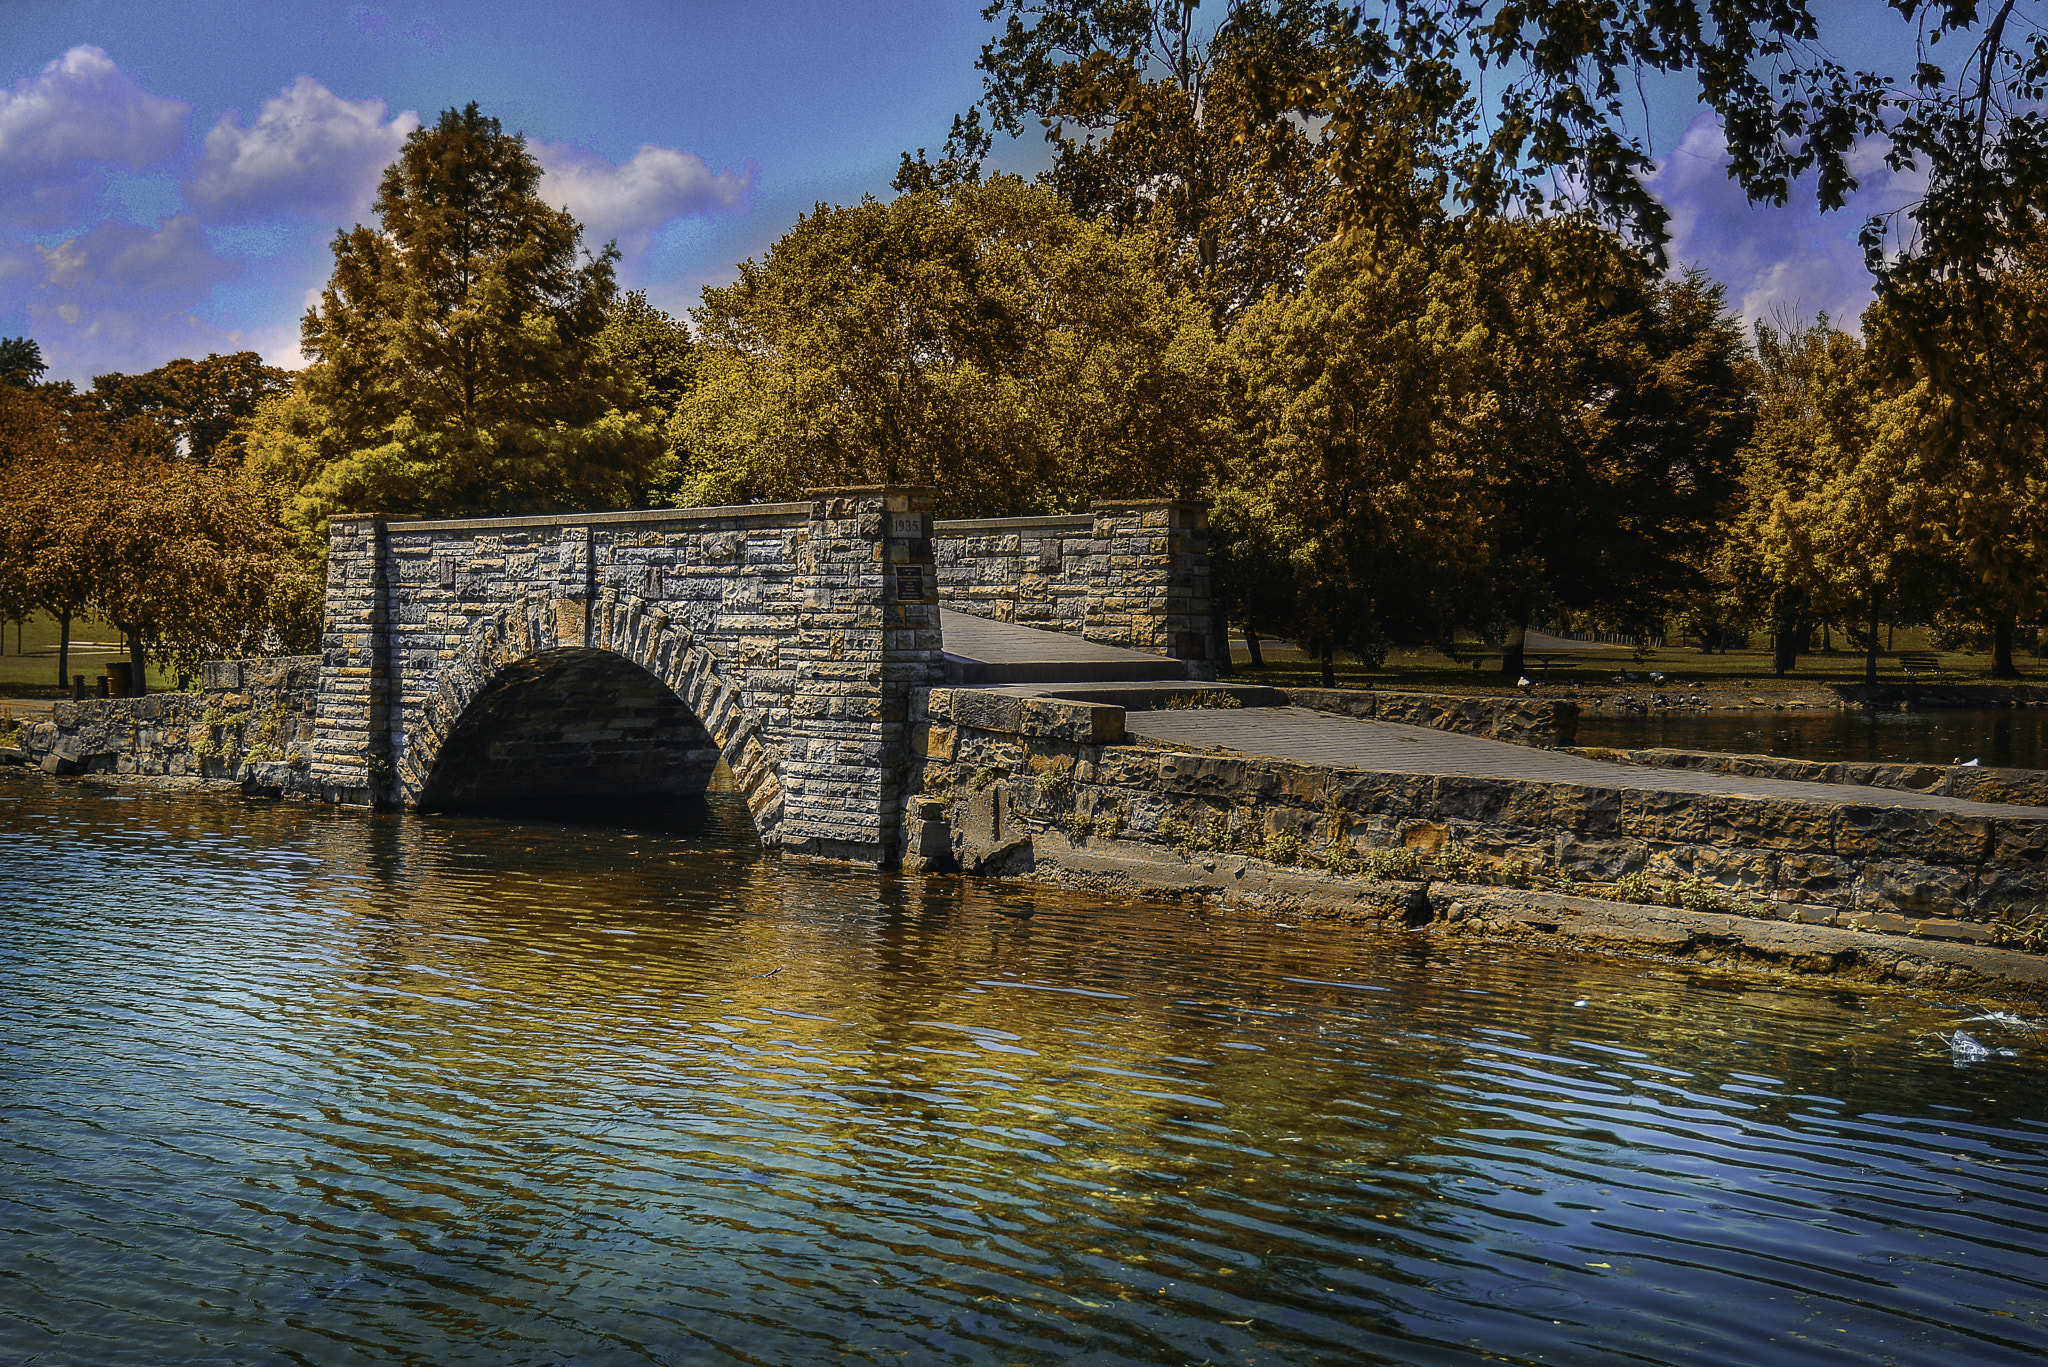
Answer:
top-left (0, 337), bottom-right (46, 387)
top-left (1464, 232), bottom-right (1751, 677)
top-left (670, 176), bottom-right (1227, 517)
top-left (1228, 218), bottom-right (1749, 680)
top-left (1725, 318), bottom-right (1953, 681)
top-left (1227, 234), bottom-right (1495, 683)
top-left (287, 102), bottom-right (659, 532)
top-left (595, 290), bottom-right (696, 500)
top-left (87, 352), bottom-right (292, 464)
top-left (970, 1), bottom-right (1359, 325)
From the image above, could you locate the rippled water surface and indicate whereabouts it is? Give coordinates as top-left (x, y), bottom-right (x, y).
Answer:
top-left (4, 772), bottom-right (2047, 1366)
top-left (1576, 707), bottom-right (2048, 769)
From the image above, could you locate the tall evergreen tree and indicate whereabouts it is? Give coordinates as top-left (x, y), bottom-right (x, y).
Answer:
top-left (283, 103), bottom-right (659, 530)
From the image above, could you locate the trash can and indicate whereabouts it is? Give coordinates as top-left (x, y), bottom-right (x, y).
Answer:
top-left (105, 662), bottom-right (133, 698)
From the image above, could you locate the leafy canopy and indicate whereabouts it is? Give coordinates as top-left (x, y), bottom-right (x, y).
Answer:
top-left (1226, 218), bottom-right (1750, 661)
top-left (278, 102), bottom-right (659, 532)
top-left (973, 1), bottom-right (1362, 324)
top-left (670, 176), bottom-right (1228, 518)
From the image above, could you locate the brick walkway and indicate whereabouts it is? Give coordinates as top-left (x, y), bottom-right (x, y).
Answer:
top-left (1125, 705), bottom-right (2034, 816)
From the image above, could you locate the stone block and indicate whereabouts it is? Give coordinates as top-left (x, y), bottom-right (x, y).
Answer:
top-left (1835, 805), bottom-right (1991, 864)
top-left (1856, 859), bottom-right (1976, 917)
top-left (1620, 790), bottom-right (1716, 844)
top-left (1991, 817), bottom-right (2048, 864)
top-left (1715, 796), bottom-right (1836, 851)
top-left (1775, 850), bottom-right (1858, 902)
top-left (1550, 784), bottom-right (1623, 834)
top-left (1553, 835), bottom-right (1643, 879)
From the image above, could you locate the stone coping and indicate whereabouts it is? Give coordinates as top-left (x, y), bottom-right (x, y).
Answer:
top-left (392, 503), bottom-right (817, 533)
top-left (1284, 685), bottom-right (1578, 746)
top-left (1566, 743), bottom-right (2048, 806)
top-left (934, 514), bottom-right (1094, 534)
top-left (928, 687), bottom-right (1125, 744)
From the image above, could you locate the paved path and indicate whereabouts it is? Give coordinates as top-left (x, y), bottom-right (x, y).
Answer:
top-left (1125, 706), bottom-right (2037, 817)
top-left (940, 609), bottom-right (1189, 683)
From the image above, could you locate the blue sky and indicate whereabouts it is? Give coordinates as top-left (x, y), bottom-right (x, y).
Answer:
top-left (1, 0), bottom-right (1927, 385)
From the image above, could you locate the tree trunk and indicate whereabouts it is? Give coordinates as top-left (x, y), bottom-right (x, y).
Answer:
top-left (1772, 613), bottom-right (1801, 677)
top-left (1499, 614), bottom-right (1529, 681)
top-left (1865, 589), bottom-right (1881, 687)
top-left (1318, 638), bottom-right (1335, 688)
top-left (1993, 615), bottom-right (2021, 678)
top-left (1241, 623), bottom-right (1265, 669)
top-left (55, 610), bottom-right (70, 691)
top-left (128, 629), bottom-right (148, 698)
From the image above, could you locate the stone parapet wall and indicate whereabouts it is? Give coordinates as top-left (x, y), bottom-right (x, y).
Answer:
top-left (1566, 744), bottom-right (2048, 806)
top-left (15, 656), bottom-right (320, 793)
top-left (904, 686), bottom-right (2048, 923)
top-left (933, 500), bottom-right (1212, 670)
top-left (933, 514), bottom-right (1093, 634)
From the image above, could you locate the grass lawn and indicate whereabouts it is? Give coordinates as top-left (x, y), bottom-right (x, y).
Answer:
top-left (0, 611), bottom-right (183, 696)
top-left (1224, 629), bottom-right (2037, 695)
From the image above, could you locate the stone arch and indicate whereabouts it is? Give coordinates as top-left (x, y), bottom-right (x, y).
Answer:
top-left (393, 592), bottom-right (785, 843)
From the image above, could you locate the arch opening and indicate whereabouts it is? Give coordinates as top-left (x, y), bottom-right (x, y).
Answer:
top-left (415, 648), bottom-right (722, 812)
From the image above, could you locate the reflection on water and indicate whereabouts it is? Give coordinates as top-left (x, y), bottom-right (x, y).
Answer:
top-left (2, 771), bottom-right (2045, 1366)
top-left (1578, 707), bottom-right (2048, 769)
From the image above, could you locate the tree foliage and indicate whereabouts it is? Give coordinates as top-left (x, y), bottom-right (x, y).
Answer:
top-left (1721, 318), bottom-right (1957, 678)
top-left (1226, 217), bottom-right (1749, 675)
top-left (974, 0), bottom-right (1359, 324)
top-left (0, 337), bottom-right (46, 387)
top-left (670, 176), bottom-right (1228, 517)
top-left (0, 386), bottom-right (314, 690)
top-left (86, 352), bottom-right (291, 464)
top-left (280, 103), bottom-right (659, 533)
top-left (1214, 1), bottom-right (2048, 277)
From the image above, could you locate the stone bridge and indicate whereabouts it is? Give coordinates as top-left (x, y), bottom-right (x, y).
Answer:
top-left (304, 487), bottom-right (1211, 866)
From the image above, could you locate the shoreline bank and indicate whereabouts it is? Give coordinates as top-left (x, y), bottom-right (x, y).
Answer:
top-left (6, 761), bottom-right (2046, 1005)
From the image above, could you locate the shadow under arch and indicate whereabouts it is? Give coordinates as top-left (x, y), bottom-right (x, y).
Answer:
top-left (411, 647), bottom-right (723, 811)
top-left (390, 593), bottom-right (787, 843)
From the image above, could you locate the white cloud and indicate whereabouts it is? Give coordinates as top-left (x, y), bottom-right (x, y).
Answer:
top-left (186, 76), bottom-right (419, 224)
top-left (1648, 112), bottom-right (1927, 337)
top-left (0, 46), bottom-right (189, 228)
top-left (0, 214), bottom-right (244, 376)
top-left (533, 139), bottom-right (753, 254)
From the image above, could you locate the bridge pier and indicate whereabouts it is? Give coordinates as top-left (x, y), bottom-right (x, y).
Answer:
top-left (307, 486), bottom-right (941, 867)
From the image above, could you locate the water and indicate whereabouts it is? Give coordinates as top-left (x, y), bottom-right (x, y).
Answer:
top-left (3, 772), bottom-right (2046, 1367)
top-left (1576, 707), bottom-right (2048, 769)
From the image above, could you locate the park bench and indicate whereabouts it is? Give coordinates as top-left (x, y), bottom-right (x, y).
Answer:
top-left (1898, 651), bottom-right (1946, 678)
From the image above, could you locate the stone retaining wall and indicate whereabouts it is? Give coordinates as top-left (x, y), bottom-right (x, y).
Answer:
top-left (1567, 745), bottom-right (2048, 806)
top-left (13, 656), bottom-right (320, 794)
top-left (933, 499), bottom-right (1213, 670)
top-left (1285, 687), bottom-right (1578, 747)
top-left (904, 687), bottom-right (2048, 924)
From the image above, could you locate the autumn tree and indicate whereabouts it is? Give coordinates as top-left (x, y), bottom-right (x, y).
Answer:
top-left (0, 386), bottom-right (92, 685)
top-left (1723, 318), bottom-right (1953, 681)
top-left (970, 0), bottom-right (1361, 326)
top-left (670, 176), bottom-right (1228, 517)
top-left (88, 352), bottom-right (291, 464)
top-left (81, 448), bottom-right (319, 691)
top-left (1226, 235), bottom-right (1495, 683)
top-left (280, 103), bottom-right (660, 535)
